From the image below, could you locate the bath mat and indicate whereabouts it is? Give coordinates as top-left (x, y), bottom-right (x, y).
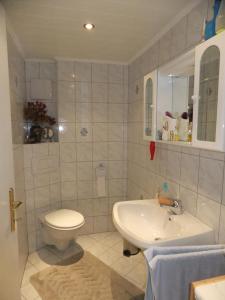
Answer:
top-left (30, 251), bottom-right (144, 300)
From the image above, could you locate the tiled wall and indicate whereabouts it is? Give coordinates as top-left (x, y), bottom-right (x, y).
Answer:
top-left (57, 61), bottom-right (128, 235)
top-left (24, 60), bottom-right (128, 252)
top-left (24, 143), bottom-right (61, 252)
top-left (7, 33), bottom-right (28, 281)
top-left (127, 0), bottom-right (225, 244)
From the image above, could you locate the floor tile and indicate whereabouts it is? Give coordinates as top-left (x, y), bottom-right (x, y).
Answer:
top-left (21, 283), bottom-right (40, 300)
top-left (21, 231), bottom-right (147, 298)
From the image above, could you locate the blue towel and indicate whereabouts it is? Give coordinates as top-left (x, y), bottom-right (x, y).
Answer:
top-left (144, 245), bottom-right (225, 300)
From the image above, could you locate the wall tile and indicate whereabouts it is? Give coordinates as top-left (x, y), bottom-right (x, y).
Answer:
top-left (166, 150), bottom-right (181, 183)
top-left (76, 82), bottom-right (92, 102)
top-left (180, 186), bottom-right (197, 216)
top-left (92, 63), bottom-right (108, 83)
top-left (61, 162), bottom-right (76, 182)
top-left (108, 64), bottom-right (123, 83)
top-left (92, 103), bottom-right (108, 122)
top-left (77, 162), bottom-right (93, 181)
top-left (218, 204), bottom-right (225, 243)
top-left (76, 102), bottom-right (92, 123)
top-left (58, 102), bottom-right (75, 122)
top-left (92, 83), bottom-right (108, 102)
top-left (197, 194), bottom-right (221, 242)
top-left (108, 104), bottom-right (124, 122)
top-left (93, 123), bottom-right (108, 142)
top-left (76, 143), bottom-right (93, 161)
top-left (93, 142), bottom-right (108, 161)
top-left (77, 181), bottom-right (94, 199)
top-left (186, 1), bottom-right (208, 48)
top-left (40, 62), bottom-right (56, 80)
top-left (61, 181), bottom-right (76, 201)
top-left (59, 123), bottom-right (76, 142)
top-left (57, 61), bottom-right (75, 81)
top-left (180, 153), bottom-right (199, 192)
top-left (108, 84), bottom-right (124, 103)
top-left (171, 17), bottom-right (187, 58)
top-left (75, 62), bottom-right (92, 82)
top-left (60, 142), bottom-right (76, 163)
top-left (35, 186), bottom-right (50, 208)
top-left (25, 61), bottom-right (39, 80)
top-left (57, 81), bottom-right (75, 102)
top-left (198, 157), bottom-right (224, 203)
top-left (159, 30), bottom-right (172, 66)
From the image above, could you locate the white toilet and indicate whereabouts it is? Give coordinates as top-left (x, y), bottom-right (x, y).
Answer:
top-left (39, 209), bottom-right (85, 251)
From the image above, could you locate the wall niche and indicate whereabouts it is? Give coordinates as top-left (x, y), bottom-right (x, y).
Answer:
top-left (24, 61), bottom-right (58, 144)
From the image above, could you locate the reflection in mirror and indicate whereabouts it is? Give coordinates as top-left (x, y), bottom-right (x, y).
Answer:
top-left (197, 46), bottom-right (220, 142)
top-left (145, 78), bottom-right (153, 137)
top-left (157, 74), bottom-right (194, 142)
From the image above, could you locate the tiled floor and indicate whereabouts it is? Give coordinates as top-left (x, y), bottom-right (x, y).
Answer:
top-left (20, 232), bottom-right (147, 300)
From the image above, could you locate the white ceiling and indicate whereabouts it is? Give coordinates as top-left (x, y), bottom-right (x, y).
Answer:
top-left (2, 0), bottom-right (198, 63)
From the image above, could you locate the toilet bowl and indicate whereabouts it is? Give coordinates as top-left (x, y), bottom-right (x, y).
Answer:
top-left (39, 209), bottom-right (85, 251)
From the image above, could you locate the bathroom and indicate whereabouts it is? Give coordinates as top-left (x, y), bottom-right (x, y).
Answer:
top-left (1, 0), bottom-right (225, 299)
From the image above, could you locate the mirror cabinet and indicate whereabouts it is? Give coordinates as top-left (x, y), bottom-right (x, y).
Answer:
top-left (143, 31), bottom-right (225, 151)
top-left (143, 70), bottom-right (157, 141)
top-left (192, 31), bottom-right (225, 151)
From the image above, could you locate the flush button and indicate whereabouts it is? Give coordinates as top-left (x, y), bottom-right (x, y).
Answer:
top-left (80, 128), bottom-right (88, 136)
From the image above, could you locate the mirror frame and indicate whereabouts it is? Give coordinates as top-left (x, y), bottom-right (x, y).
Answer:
top-left (143, 70), bottom-right (157, 141)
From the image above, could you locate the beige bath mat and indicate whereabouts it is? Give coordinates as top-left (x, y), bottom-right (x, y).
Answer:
top-left (30, 251), bottom-right (144, 300)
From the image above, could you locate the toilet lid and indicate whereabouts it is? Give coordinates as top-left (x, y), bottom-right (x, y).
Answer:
top-left (45, 209), bottom-right (84, 229)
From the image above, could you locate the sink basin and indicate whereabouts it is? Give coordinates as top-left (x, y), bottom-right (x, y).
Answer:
top-left (113, 199), bottom-right (214, 250)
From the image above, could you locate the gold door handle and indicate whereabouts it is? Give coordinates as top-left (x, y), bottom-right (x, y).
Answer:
top-left (13, 201), bottom-right (23, 209)
top-left (9, 188), bottom-right (23, 232)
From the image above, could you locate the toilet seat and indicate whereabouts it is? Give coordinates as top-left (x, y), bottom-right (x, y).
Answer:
top-left (45, 209), bottom-right (85, 230)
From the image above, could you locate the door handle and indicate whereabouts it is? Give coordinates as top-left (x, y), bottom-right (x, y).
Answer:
top-left (13, 201), bottom-right (23, 209)
top-left (9, 188), bottom-right (23, 232)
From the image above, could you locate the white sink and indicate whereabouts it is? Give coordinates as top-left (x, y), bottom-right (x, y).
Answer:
top-left (113, 199), bottom-right (214, 250)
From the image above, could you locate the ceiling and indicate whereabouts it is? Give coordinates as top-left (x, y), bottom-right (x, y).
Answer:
top-left (2, 0), bottom-right (198, 62)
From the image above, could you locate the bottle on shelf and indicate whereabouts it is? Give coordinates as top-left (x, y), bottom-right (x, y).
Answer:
top-left (216, 0), bottom-right (225, 34)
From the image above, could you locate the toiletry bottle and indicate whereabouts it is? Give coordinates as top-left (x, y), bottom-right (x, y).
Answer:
top-left (216, 0), bottom-right (225, 34)
top-left (205, 0), bottom-right (221, 40)
top-left (187, 122), bottom-right (192, 143)
top-left (174, 127), bottom-right (180, 141)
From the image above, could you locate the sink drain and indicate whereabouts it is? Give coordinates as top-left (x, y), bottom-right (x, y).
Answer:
top-left (154, 237), bottom-right (161, 241)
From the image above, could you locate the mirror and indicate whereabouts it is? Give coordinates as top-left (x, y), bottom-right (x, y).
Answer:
top-left (143, 70), bottom-right (157, 141)
top-left (197, 46), bottom-right (220, 142)
top-left (156, 50), bottom-right (195, 142)
top-left (145, 78), bottom-right (153, 137)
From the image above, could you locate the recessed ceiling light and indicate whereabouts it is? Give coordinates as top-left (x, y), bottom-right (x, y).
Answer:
top-left (83, 23), bottom-right (95, 30)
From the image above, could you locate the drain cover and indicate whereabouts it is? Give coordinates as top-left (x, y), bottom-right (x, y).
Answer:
top-left (154, 237), bottom-right (161, 241)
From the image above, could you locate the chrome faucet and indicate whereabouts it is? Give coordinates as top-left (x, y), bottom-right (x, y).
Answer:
top-left (169, 199), bottom-right (184, 215)
top-left (156, 186), bottom-right (184, 215)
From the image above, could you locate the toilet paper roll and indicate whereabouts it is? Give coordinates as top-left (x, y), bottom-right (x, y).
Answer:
top-left (96, 164), bottom-right (106, 197)
top-left (96, 175), bottom-right (106, 197)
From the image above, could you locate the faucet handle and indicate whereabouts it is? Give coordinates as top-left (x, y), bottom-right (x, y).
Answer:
top-left (172, 199), bottom-right (184, 214)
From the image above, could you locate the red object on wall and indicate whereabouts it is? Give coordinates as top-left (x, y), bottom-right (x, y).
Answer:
top-left (149, 141), bottom-right (155, 160)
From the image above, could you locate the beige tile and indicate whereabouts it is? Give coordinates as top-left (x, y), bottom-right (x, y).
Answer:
top-left (99, 248), bottom-right (122, 266)
top-left (198, 157), bottom-right (224, 203)
top-left (21, 283), bottom-right (40, 300)
top-left (57, 61), bottom-right (75, 81)
top-left (75, 61), bottom-right (92, 82)
top-left (21, 263), bottom-right (38, 287)
top-left (126, 261), bottom-right (147, 289)
top-left (92, 63), bottom-right (108, 83)
top-left (111, 256), bottom-right (139, 276)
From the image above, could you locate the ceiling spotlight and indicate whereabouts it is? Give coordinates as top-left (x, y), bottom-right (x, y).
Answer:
top-left (83, 23), bottom-right (95, 30)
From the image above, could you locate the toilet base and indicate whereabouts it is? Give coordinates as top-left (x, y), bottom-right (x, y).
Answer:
top-left (41, 226), bottom-right (75, 251)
